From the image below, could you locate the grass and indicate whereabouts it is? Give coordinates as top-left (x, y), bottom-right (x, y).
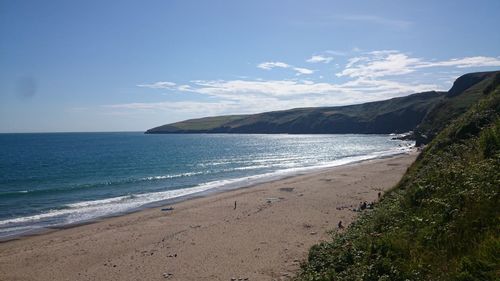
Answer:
top-left (169, 115), bottom-right (248, 130)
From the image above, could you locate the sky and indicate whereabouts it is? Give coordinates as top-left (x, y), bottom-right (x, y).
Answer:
top-left (1, 0), bottom-right (500, 133)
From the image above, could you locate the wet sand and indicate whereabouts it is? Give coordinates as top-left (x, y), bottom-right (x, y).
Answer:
top-left (0, 152), bottom-right (417, 281)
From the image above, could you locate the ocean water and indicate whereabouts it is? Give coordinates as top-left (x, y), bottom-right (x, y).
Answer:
top-left (0, 132), bottom-right (413, 239)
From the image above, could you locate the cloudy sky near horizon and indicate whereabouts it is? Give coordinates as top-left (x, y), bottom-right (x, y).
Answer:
top-left (1, 0), bottom-right (500, 132)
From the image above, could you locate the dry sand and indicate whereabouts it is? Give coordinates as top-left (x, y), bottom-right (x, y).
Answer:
top-left (0, 152), bottom-right (417, 281)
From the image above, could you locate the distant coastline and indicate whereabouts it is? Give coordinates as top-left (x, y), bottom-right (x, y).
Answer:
top-left (145, 91), bottom-right (444, 135)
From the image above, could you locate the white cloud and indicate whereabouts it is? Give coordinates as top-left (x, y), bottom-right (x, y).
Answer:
top-left (176, 84), bottom-right (192, 91)
top-left (109, 76), bottom-right (440, 117)
top-left (186, 79), bottom-right (345, 98)
top-left (345, 57), bottom-right (367, 68)
top-left (307, 55), bottom-right (333, 64)
top-left (257, 61), bottom-right (313, 75)
top-left (293, 67), bottom-right (314, 75)
top-left (257, 61), bottom-right (290, 70)
top-left (417, 56), bottom-right (500, 68)
top-left (337, 51), bottom-right (500, 78)
top-left (325, 50), bottom-right (348, 56)
top-left (135, 77), bottom-right (439, 104)
top-left (136, 81), bottom-right (176, 89)
top-left (337, 52), bottom-right (421, 78)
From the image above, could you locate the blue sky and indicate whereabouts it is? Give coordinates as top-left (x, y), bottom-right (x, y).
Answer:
top-left (1, 0), bottom-right (499, 132)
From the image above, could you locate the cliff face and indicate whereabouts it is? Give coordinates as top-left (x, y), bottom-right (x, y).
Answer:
top-left (415, 71), bottom-right (500, 145)
top-left (447, 71), bottom-right (496, 97)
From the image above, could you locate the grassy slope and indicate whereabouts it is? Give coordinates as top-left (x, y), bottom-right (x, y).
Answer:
top-left (146, 91), bottom-right (444, 134)
top-left (228, 91), bottom-right (443, 133)
top-left (166, 115), bottom-right (248, 131)
top-left (297, 77), bottom-right (500, 280)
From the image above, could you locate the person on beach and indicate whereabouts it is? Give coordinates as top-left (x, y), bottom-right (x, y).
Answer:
top-left (234, 200), bottom-right (237, 210)
top-left (338, 220), bottom-right (344, 229)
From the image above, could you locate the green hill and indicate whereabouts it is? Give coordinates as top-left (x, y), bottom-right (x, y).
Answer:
top-left (296, 72), bottom-right (500, 280)
top-left (145, 91), bottom-right (446, 134)
top-left (146, 72), bottom-right (500, 137)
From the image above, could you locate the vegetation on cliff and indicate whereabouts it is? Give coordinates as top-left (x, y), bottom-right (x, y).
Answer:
top-left (297, 72), bottom-right (500, 280)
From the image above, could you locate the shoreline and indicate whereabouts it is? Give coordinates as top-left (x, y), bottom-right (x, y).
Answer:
top-left (0, 151), bottom-right (417, 281)
top-left (0, 147), bottom-right (413, 242)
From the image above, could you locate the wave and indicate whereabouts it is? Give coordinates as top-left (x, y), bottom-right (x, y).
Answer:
top-left (0, 172), bottom-right (207, 198)
top-left (0, 178), bottom-right (237, 228)
top-left (140, 171), bottom-right (204, 181)
top-left (0, 190), bottom-right (29, 196)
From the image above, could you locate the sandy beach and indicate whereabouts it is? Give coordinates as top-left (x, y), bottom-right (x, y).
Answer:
top-left (0, 152), bottom-right (416, 281)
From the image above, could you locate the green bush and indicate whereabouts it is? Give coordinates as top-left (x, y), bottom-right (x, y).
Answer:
top-left (479, 118), bottom-right (500, 158)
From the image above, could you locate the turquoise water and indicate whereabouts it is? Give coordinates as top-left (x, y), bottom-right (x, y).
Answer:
top-left (0, 132), bottom-right (412, 239)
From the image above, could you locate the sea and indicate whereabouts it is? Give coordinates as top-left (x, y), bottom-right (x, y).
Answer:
top-left (0, 132), bottom-right (413, 239)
